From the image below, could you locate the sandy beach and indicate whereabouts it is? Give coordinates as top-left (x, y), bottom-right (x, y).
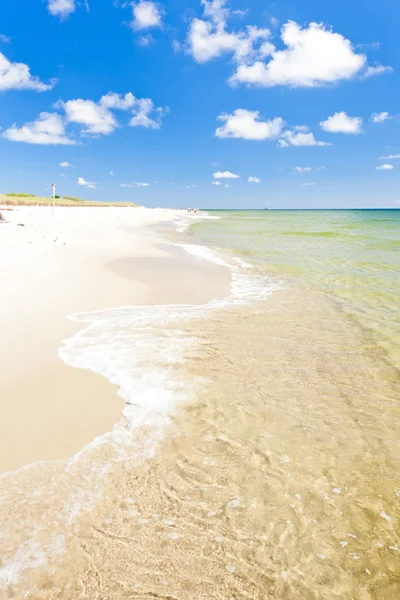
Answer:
top-left (1, 206), bottom-right (399, 600)
top-left (0, 206), bottom-right (230, 473)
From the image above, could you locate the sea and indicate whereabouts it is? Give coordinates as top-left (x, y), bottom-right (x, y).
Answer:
top-left (1, 209), bottom-right (399, 599)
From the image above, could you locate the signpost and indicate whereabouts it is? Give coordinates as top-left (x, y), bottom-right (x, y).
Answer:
top-left (51, 183), bottom-right (56, 215)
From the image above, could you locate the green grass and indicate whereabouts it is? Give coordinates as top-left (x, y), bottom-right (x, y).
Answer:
top-left (0, 193), bottom-right (136, 208)
top-left (5, 192), bottom-right (37, 198)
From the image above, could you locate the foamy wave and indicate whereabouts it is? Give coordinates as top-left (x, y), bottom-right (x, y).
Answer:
top-left (59, 243), bottom-right (278, 457)
top-left (0, 242), bottom-right (279, 591)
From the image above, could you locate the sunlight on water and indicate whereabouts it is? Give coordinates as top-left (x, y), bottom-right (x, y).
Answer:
top-left (191, 210), bottom-right (400, 367)
top-left (1, 211), bottom-right (399, 599)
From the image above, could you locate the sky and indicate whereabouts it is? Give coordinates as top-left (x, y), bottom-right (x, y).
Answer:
top-left (0, 0), bottom-right (399, 208)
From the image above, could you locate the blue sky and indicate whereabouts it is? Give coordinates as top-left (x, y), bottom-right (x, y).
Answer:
top-left (0, 0), bottom-right (399, 208)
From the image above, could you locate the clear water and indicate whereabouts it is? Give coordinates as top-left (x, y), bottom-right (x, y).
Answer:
top-left (191, 210), bottom-right (400, 367)
top-left (2, 210), bottom-right (400, 599)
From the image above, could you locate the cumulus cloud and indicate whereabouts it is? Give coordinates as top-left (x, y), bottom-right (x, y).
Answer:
top-left (58, 92), bottom-right (167, 135)
top-left (59, 161), bottom-right (72, 167)
top-left (317, 165), bottom-right (327, 170)
top-left (60, 98), bottom-right (118, 135)
top-left (132, 1), bottom-right (163, 30)
top-left (212, 181), bottom-right (221, 185)
top-left (213, 170), bottom-right (239, 179)
top-left (364, 63), bottom-right (393, 78)
top-left (130, 98), bottom-right (167, 128)
top-left (2, 112), bottom-right (74, 145)
top-left (376, 164), bottom-right (393, 171)
top-left (371, 111), bottom-right (391, 123)
top-left (120, 182), bottom-right (149, 187)
top-left (278, 128), bottom-right (330, 147)
top-left (47, 0), bottom-right (76, 19)
top-left (100, 92), bottom-right (136, 110)
top-left (186, 5), bottom-right (390, 89)
top-left (229, 21), bottom-right (368, 87)
top-left (248, 176), bottom-right (261, 182)
top-left (320, 111), bottom-right (363, 134)
top-left (215, 109), bottom-right (284, 140)
top-left (378, 154), bottom-right (400, 160)
top-left (0, 52), bottom-right (54, 92)
top-left (187, 0), bottom-right (273, 64)
top-left (78, 176), bottom-right (96, 188)
top-left (3, 91), bottom-right (167, 145)
top-left (137, 34), bottom-right (155, 47)
top-left (110, 170), bottom-right (114, 175)
top-left (293, 166), bottom-right (312, 173)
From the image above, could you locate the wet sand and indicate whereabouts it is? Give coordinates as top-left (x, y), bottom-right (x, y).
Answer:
top-left (0, 207), bottom-right (230, 473)
top-left (1, 211), bottom-right (399, 599)
top-left (3, 282), bottom-right (399, 599)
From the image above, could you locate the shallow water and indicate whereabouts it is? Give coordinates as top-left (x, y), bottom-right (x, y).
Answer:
top-left (191, 210), bottom-right (400, 367)
top-left (1, 211), bottom-right (399, 599)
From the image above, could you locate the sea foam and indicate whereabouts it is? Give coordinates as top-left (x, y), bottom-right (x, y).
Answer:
top-left (59, 241), bottom-right (279, 458)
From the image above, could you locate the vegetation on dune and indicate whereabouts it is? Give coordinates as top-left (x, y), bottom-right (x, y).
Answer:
top-left (5, 192), bottom-right (37, 198)
top-left (0, 193), bottom-right (136, 208)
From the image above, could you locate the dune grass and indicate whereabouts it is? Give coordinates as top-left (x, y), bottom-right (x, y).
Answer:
top-left (0, 193), bottom-right (136, 208)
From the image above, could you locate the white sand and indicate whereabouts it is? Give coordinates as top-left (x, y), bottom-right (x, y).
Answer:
top-left (0, 206), bottom-right (230, 473)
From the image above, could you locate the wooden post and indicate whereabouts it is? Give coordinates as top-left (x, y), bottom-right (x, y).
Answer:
top-left (51, 183), bottom-right (56, 215)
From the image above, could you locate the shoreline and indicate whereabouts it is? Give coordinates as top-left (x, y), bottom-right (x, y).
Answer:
top-left (0, 206), bottom-right (230, 474)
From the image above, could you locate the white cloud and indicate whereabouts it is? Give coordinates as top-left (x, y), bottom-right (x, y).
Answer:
top-left (378, 154), bottom-right (400, 160)
top-left (0, 52), bottom-right (54, 92)
top-left (58, 92), bottom-right (167, 135)
top-left (213, 170), bottom-right (239, 179)
top-left (301, 181), bottom-right (316, 186)
top-left (60, 98), bottom-right (118, 135)
top-left (2, 112), bottom-right (74, 145)
top-left (120, 182), bottom-right (149, 187)
top-left (138, 34), bottom-right (155, 47)
top-left (110, 170), bottom-right (114, 175)
top-left (59, 161), bottom-right (72, 167)
top-left (130, 98), bottom-right (167, 128)
top-left (293, 166), bottom-right (312, 173)
top-left (78, 176), bottom-right (96, 188)
top-left (185, 184), bottom-right (195, 188)
top-left (248, 176), bottom-right (261, 182)
top-left (187, 0), bottom-right (273, 64)
top-left (230, 21), bottom-right (367, 87)
top-left (186, 5), bottom-right (391, 89)
top-left (376, 164), bottom-right (394, 171)
top-left (172, 40), bottom-right (181, 53)
top-left (364, 63), bottom-right (393, 78)
top-left (132, 1), bottom-right (163, 30)
top-left (100, 92), bottom-right (136, 110)
top-left (320, 111), bottom-right (362, 134)
top-left (317, 165), bottom-right (327, 170)
top-left (0, 34), bottom-right (11, 44)
top-left (47, 0), bottom-right (76, 19)
top-left (224, 184), bottom-right (231, 187)
top-left (212, 181), bottom-right (221, 185)
top-left (215, 109), bottom-right (284, 140)
top-left (278, 128), bottom-right (330, 147)
top-left (371, 111), bottom-right (391, 123)
top-left (232, 9), bottom-right (248, 17)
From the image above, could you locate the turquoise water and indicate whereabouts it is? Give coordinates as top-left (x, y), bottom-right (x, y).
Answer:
top-left (191, 210), bottom-right (400, 367)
